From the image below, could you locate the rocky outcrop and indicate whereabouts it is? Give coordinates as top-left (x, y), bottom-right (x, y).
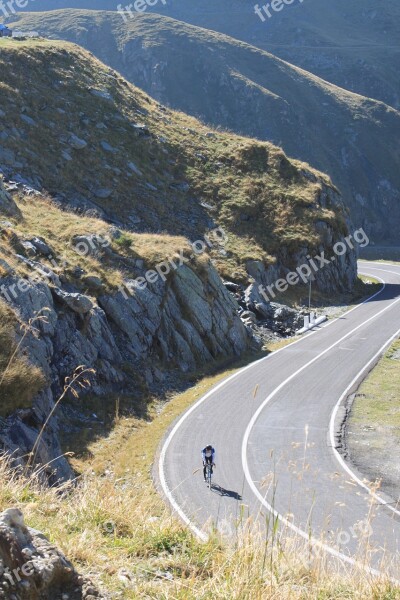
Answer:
top-left (0, 178), bottom-right (21, 219)
top-left (0, 256), bottom-right (251, 481)
top-left (0, 508), bottom-right (105, 599)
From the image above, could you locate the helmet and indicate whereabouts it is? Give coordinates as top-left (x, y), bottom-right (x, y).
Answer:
top-left (206, 444), bottom-right (212, 451)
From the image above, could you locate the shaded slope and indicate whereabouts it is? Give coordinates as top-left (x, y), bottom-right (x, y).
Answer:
top-left (14, 0), bottom-right (400, 108)
top-left (12, 10), bottom-right (400, 243)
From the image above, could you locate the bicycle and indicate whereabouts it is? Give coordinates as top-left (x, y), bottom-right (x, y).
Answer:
top-left (204, 462), bottom-right (213, 488)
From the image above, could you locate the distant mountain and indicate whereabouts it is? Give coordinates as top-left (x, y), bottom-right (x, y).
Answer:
top-left (11, 0), bottom-right (400, 108)
top-left (12, 9), bottom-right (400, 243)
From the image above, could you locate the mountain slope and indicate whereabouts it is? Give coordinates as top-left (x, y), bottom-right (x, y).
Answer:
top-left (12, 10), bottom-right (400, 243)
top-left (154, 0), bottom-right (400, 110)
top-left (14, 0), bottom-right (400, 108)
top-left (0, 37), bottom-right (356, 288)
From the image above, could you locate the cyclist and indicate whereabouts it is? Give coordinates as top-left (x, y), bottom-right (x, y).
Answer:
top-left (201, 444), bottom-right (216, 482)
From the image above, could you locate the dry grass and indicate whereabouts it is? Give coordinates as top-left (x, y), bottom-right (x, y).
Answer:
top-left (1, 194), bottom-right (206, 294)
top-left (0, 300), bottom-right (45, 416)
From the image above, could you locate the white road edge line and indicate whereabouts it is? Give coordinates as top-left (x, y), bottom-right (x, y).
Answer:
top-left (330, 270), bottom-right (400, 517)
top-left (158, 265), bottom-right (388, 541)
top-left (242, 270), bottom-right (400, 578)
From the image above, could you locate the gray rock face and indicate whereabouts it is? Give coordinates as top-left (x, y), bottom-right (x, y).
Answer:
top-left (0, 508), bottom-right (105, 599)
top-left (246, 225), bottom-right (357, 298)
top-left (0, 178), bottom-right (21, 219)
top-left (0, 259), bottom-right (251, 480)
top-left (28, 237), bottom-right (53, 257)
top-left (52, 288), bottom-right (94, 314)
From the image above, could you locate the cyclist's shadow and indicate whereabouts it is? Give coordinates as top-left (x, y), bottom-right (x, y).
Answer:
top-left (211, 483), bottom-right (242, 500)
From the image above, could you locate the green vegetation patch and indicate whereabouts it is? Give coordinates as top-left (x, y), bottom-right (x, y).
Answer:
top-left (346, 338), bottom-right (400, 497)
top-left (349, 339), bottom-right (400, 430)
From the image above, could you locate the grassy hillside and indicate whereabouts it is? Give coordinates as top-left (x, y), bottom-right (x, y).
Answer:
top-left (0, 37), bottom-right (348, 284)
top-left (15, 0), bottom-right (400, 108)
top-left (156, 0), bottom-right (400, 109)
top-left (11, 10), bottom-right (400, 244)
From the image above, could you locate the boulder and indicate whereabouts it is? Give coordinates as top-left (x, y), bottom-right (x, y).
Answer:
top-left (131, 123), bottom-right (150, 137)
top-left (68, 134), bottom-right (87, 150)
top-left (0, 258), bottom-right (14, 274)
top-left (0, 508), bottom-right (105, 599)
top-left (240, 310), bottom-right (257, 323)
top-left (243, 282), bottom-right (266, 310)
top-left (108, 226), bottom-right (122, 240)
top-left (52, 289), bottom-right (94, 315)
top-left (21, 241), bottom-right (37, 257)
top-left (90, 88), bottom-right (113, 102)
top-left (29, 237), bottom-right (53, 257)
top-left (100, 141), bottom-right (116, 153)
top-left (127, 161), bottom-right (143, 177)
top-left (128, 214), bottom-right (141, 225)
top-left (94, 188), bottom-right (112, 199)
top-left (84, 276), bottom-right (103, 291)
top-left (20, 114), bottom-right (37, 127)
top-left (15, 256), bottom-right (61, 287)
top-left (0, 178), bottom-right (21, 219)
top-left (61, 150), bottom-right (72, 162)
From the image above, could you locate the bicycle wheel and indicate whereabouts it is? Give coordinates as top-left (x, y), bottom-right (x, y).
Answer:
top-left (207, 465), bottom-right (212, 488)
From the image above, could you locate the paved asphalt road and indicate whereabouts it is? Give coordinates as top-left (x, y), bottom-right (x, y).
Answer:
top-left (158, 261), bottom-right (400, 575)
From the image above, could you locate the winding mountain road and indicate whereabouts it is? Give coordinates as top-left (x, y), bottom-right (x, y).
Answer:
top-left (158, 261), bottom-right (400, 574)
